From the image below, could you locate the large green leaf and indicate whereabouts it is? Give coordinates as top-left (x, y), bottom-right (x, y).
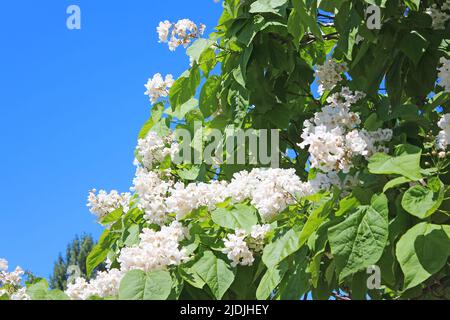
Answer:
top-left (191, 251), bottom-right (235, 300)
top-left (249, 0), bottom-right (289, 15)
top-left (328, 194), bottom-right (389, 280)
top-left (169, 67), bottom-right (200, 111)
top-left (262, 228), bottom-right (302, 269)
top-left (187, 39), bottom-right (215, 64)
top-left (118, 269), bottom-right (173, 300)
top-left (86, 229), bottom-right (118, 276)
top-left (368, 144), bottom-right (422, 180)
top-left (199, 75), bottom-right (220, 118)
top-left (211, 204), bottom-right (259, 232)
top-left (396, 223), bottom-right (450, 290)
top-left (256, 261), bottom-right (288, 300)
top-left (401, 178), bottom-right (444, 219)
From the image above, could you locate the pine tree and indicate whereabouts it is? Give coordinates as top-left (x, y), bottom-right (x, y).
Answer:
top-left (49, 234), bottom-right (104, 290)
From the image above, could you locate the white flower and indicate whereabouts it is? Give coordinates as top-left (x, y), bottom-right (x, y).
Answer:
top-left (118, 221), bottom-right (188, 272)
top-left (157, 19), bottom-right (205, 51)
top-left (223, 230), bottom-right (254, 267)
top-left (437, 113), bottom-right (450, 150)
top-left (426, 3), bottom-right (450, 30)
top-left (315, 59), bottom-right (348, 95)
top-left (131, 168), bottom-right (173, 225)
top-left (11, 287), bottom-right (31, 301)
top-left (144, 73), bottom-right (174, 104)
top-left (438, 57), bottom-right (450, 92)
top-left (87, 189), bottom-right (131, 221)
top-left (299, 87), bottom-right (391, 173)
top-left (157, 20), bottom-right (172, 43)
top-left (135, 131), bottom-right (179, 170)
top-left (248, 225), bottom-right (271, 252)
top-left (0, 266), bottom-right (24, 287)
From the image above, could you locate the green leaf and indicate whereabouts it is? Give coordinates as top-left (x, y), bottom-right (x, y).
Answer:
top-left (118, 269), bottom-right (173, 300)
top-left (396, 223), bottom-right (450, 290)
top-left (287, 7), bottom-right (305, 47)
top-left (279, 248), bottom-right (310, 300)
top-left (401, 178), bottom-right (444, 219)
top-left (199, 75), bottom-right (220, 118)
top-left (192, 251), bottom-right (235, 300)
top-left (249, 0), bottom-right (288, 15)
top-left (328, 194), bottom-right (389, 280)
top-left (262, 228), bottom-right (302, 269)
top-left (403, 0), bottom-right (421, 11)
top-left (399, 31), bottom-right (429, 66)
top-left (138, 102), bottom-right (165, 139)
top-left (187, 39), bottom-right (215, 64)
top-left (169, 67), bottom-right (200, 111)
top-left (101, 207), bottom-right (123, 225)
top-left (383, 176), bottom-right (412, 193)
top-left (368, 144), bottom-right (422, 181)
top-left (211, 204), bottom-right (259, 232)
top-left (171, 98), bottom-right (198, 120)
top-left (86, 229), bottom-right (117, 276)
top-left (256, 261), bottom-right (288, 300)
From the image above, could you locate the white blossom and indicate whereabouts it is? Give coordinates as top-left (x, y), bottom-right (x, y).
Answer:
top-left (315, 59), bottom-right (348, 95)
top-left (10, 287), bottom-right (31, 301)
top-left (426, 2), bottom-right (450, 30)
top-left (438, 57), bottom-right (450, 92)
top-left (0, 265), bottom-right (25, 287)
top-left (157, 19), bottom-right (205, 51)
top-left (223, 230), bottom-right (254, 267)
top-left (87, 189), bottom-right (131, 221)
top-left (135, 131), bottom-right (179, 171)
top-left (437, 113), bottom-right (450, 150)
top-left (144, 73), bottom-right (174, 104)
top-left (118, 221), bottom-right (188, 272)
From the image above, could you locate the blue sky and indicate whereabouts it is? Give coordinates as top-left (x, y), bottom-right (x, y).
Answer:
top-left (0, 1), bottom-right (222, 278)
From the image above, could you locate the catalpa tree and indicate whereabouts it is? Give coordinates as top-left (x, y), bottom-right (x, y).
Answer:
top-left (2, 0), bottom-right (450, 301)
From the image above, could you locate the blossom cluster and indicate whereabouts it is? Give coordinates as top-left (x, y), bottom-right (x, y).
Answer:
top-left (0, 259), bottom-right (30, 300)
top-left (437, 113), bottom-right (450, 150)
top-left (315, 59), bottom-right (348, 95)
top-left (117, 221), bottom-right (188, 272)
top-left (426, 1), bottom-right (450, 30)
top-left (157, 19), bottom-right (205, 51)
top-left (65, 269), bottom-right (123, 300)
top-left (223, 225), bottom-right (270, 267)
top-left (299, 87), bottom-right (392, 173)
top-left (438, 57), bottom-right (450, 92)
top-left (135, 131), bottom-right (179, 171)
top-left (65, 221), bottom-right (188, 300)
top-left (144, 73), bottom-right (174, 104)
top-left (87, 189), bottom-right (131, 222)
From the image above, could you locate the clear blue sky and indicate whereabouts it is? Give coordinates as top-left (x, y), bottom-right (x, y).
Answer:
top-left (0, 0), bottom-right (222, 278)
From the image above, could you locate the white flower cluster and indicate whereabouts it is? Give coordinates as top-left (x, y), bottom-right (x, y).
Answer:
top-left (135, 131), bottom-right (179, 171)
top-left (157, 19), bottom-right (206, 51)
top-left (87, 189), bottom-right (131, 221)
top-left (315, 59), bottom-right (348, 95)
top-left (437, 113), bottom-right (450, 150)
top-left (0, 262), bottom-right (24, 287)
top-left (223, 225), bottom-right (270, 267)
top-left (117, 221), bottom-right (188, 272)
top-left (0, 259), bottom-right (30, 300)
top-left (438, 57), bottom-right (450, 92)
top-left (144, 73), bottom-right (174, 104)
top-left (299, 87), bottom-right (392, 173)
top-left (65, 269), bottom-right (123, 300)
top-left (132, 168), bottom-right (173, 224)
top-left (426, 1), bottom-right (450, 30)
